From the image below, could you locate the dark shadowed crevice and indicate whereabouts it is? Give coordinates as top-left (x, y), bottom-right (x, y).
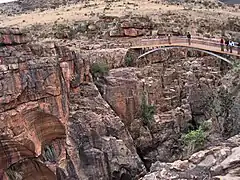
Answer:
top-left (136, 147), bottom-right (151, 171)
top-left (6, 158), bottom-right (56, 180)
top-left (56, 167), bottom-right (67, 180)
top-left (65, 151), bottom-right (79, 180)
top-left (104, 152), bottom-right (112, 180)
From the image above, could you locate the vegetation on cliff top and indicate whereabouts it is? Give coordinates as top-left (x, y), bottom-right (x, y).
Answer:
top-left (91, 62), bottom-right (109, 78)
top-left (141, 94), bottom-right (156, 126)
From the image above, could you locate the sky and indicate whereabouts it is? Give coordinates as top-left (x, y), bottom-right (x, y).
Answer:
top-left (0, 0), bottom-right (17, 4)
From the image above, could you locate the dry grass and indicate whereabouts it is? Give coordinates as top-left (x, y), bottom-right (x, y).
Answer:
top-left (0, 0), bottom-right (239, 39)
top-left (0, 0), bottom-right (198, 28)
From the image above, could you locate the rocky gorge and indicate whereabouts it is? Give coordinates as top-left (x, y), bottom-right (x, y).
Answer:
top-left (0, 26), bottom-right (240, 180)
top-left (0, 0), bottom-right (240, 180)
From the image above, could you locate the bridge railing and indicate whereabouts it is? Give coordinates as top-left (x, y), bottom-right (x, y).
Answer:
top-left (131, 37), bottom-right (239, 54)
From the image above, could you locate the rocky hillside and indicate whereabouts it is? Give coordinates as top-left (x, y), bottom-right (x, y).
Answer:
top-left (0, 0), bottom-right (239, 16)
top-left (0, 0), bottom-right (83, 14)
top-left (141, 134), bottom-right (240, 179)
top-left (1, 0), bottom-right (239, 43)
top-left (221, 0), bottom-right (240, 3)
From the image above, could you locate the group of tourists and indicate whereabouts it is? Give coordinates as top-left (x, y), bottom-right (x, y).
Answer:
top-left (166, 32), bottom-right (240, 55)
top-left (220, 37), bottom-right (240, 54)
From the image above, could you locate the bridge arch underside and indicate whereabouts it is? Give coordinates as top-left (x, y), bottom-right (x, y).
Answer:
top-left (126, 46), bottom-right (234, 71)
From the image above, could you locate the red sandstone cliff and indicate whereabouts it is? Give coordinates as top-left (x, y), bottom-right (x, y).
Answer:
top-left (1, 26), bottom-right (240, 180)
top-left (0, 28), bottom-right (146, 180)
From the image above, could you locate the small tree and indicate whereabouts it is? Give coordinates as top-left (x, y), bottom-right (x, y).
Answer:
top-left (233, 62), bottom-right (240, 72)
top-left (183, 126), bottom-right (206, 155)
top-left (141, 94), bottom-right (156, 126)
top-left (125, 56), bottom-right (134, 67)
top-left (91, 62), bottom-right (109, 78)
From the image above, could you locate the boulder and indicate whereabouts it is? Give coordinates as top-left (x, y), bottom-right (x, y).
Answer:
top-left (141, 135), bottom-right (240, 180)
top-left (109, 26), bottom-right (125, 37)
top-left (124, 28), bottom-right (146, 37)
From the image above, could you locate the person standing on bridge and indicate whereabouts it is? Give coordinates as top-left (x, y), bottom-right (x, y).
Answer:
top-left (225, 39), bottom-right (229, 52)
top-left (229, 40), bottom-right (234, 53)
top-left (220, 38), bottom-right (224, 51)
top-left (167, 34), bottom-right (172, 44)
top-left (238, 41), bottom-right (240, 55)
top-left (187, 32), bottom-right (191, 45)
top-left (167, 33), bottom-right (172, 44)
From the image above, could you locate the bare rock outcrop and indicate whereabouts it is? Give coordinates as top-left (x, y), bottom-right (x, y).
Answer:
top-left (214, 69), bottom-right (240, 137)
top-left (0, 27), bottom-right (146, 180)
top-left (95, 47), bottom-right (232, 168)
top-left (0, 28), bottom-right (77, 179)
top-left (141, 134), bottom-right (240, 180)
top-left (67, 83), bottom-right (146, 180)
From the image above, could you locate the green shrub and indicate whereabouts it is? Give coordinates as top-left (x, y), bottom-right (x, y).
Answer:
top-left (91, 62), bottom-right (109, 78)
top-left (183, 126), bottom-right (206, 154)
top-left (141, 95), bottom-right (156, 126)
top-left (233, 62), bottom-right (240, 72)
top-left (199, 121), bottom-right (211, 131)
top-left (125, 56), bottom-right (134, 67)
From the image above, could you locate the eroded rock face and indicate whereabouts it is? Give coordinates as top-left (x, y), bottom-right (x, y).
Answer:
top-left (0, 28), bottom-right (146, 180)
top-left (96, 48), bottom-right (232, 167)
top-left (0, 28), bottom-right (78, 179)
top-left (81, 48), bottom-right (128, 69)
top-left (140, 134), bottom-right (240, 180)
top-left (1, 27), bottom-right (240, 180)
top-left (215, 69), bottom-right (240, 137)
top-left (67, 83), bottom-right (146, 180)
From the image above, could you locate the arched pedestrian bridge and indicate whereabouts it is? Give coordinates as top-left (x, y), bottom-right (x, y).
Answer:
top-left (128, 36), bottom-right (240, 66)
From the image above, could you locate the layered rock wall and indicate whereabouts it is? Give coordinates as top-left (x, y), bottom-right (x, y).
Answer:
top-left (67, 83), bottom-right (146, 180)
top-left (0, 28), bottom-right (145, 180)
top-left (1, 27), bottom-right (240, 180)
top-left (95, 47), bottom-right (235, 169)
top-left (0, 28), bottom-right (80, 179)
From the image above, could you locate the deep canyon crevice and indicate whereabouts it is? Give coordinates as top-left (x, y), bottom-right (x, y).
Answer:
top-left (1, 24), bottom-right (240, 180)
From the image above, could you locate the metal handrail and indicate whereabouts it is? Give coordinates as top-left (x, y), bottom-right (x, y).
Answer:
top-left (141, 36), bottom-right (238, 46)
top-left (135, 37), bottom-right (239, 52)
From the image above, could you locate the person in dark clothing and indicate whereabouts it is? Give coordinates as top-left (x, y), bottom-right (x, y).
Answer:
top-left (220, 38), bottom-right (224, 51)
top-left (187, 32), bottom-right (191, 45)
top-left (167, 33), bottom-right (172, 44)
top-left (229, 40), bottom-right (234, 53)
top-left (225, 39), bottom-right (229, 52)
top-left (238, 41), bottom-right (240, 55)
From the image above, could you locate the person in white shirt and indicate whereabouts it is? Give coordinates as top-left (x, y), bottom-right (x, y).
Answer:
top-left (229, 40), bottom-right (234, 53)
